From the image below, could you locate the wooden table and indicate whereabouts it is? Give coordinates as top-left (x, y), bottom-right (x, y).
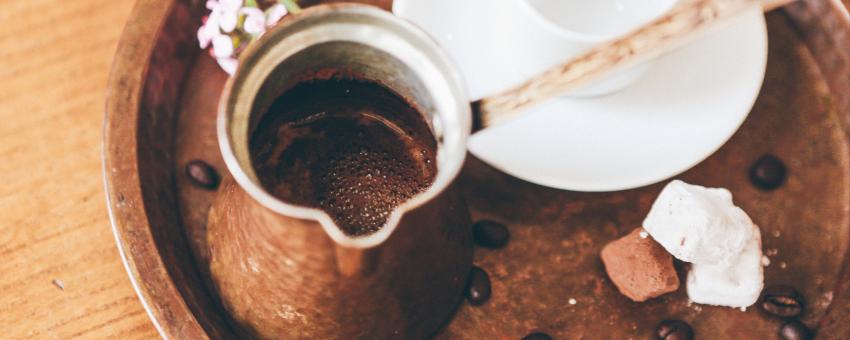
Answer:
top-left (2, 1), bottom-right (849, 339)
top-left (0, 0), bottom-right (159, 338)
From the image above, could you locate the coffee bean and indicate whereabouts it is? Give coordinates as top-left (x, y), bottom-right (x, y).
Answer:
top-left (465, 266), bottom-right (491, 305)
top-left (749, 154), bottom-right (786, 190)
top-left (186, 160), bottom-right (220, 190)
top-left (473, 220), bottom-right (510, 248)
top-left (779, 320), bottom-right (812, 340)
top-left (759, 285), bottom-right (805, 318)
top-left (521, 332), bottom-right (553, 340)
top-left (655, 319), bottom-right (694, 340)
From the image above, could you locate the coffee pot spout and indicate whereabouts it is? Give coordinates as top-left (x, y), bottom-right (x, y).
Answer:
top-left (207, 175), bottom-right (473, 338)
top-left (333, 244), bottom-right (378, 276)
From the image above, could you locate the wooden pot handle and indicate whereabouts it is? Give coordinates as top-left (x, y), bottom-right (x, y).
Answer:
top-left (471, 0), bottom-right (795, 132)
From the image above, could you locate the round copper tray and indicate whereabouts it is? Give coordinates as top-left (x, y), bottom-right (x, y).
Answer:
top-left (103, 0), bottom-right (850, 338)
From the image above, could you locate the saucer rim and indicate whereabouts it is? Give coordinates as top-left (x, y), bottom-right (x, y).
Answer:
top-left (393, 2), bottom-right (769, 192)
top-left (477, 8), bottom-right (768, 192)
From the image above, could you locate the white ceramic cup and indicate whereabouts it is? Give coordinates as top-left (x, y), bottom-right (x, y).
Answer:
top-left (393, 0), bottom-right (678, 99)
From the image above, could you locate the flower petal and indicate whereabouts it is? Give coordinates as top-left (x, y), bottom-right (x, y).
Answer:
top-left (212, 34), bottom-right (234, 58)
top-left (197, 15), bottom-right (223, 49)
top-left (220, 0), bottom-right (243, 12)
top-left (218, 9), bottom-right (238, 32)
top-left (217, 57), bottom-right (238, 75)
top-left (265, 4), bottom-right (288, 27)
top-left (240, 7), bottom-right (266, 35)
top-left (206, 6), bottom-right (222, 25)
top-left (197, 26), bottom-right (213, 49)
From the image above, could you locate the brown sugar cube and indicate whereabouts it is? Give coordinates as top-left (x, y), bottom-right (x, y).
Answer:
top-left (601, 228), bottom-right (680, 302)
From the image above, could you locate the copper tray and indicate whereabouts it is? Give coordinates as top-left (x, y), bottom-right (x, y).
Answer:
top-left (103, 0), bottom-right (850, 338)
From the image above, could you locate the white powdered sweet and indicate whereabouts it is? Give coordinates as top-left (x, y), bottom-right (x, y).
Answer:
top-left (686, 224), bottom-right (764, 307)
top-left (643, 180), bottom-right (755, 265)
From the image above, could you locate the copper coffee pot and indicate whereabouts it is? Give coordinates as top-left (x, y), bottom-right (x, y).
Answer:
top-left (209, 4), bottom-right (473, 338)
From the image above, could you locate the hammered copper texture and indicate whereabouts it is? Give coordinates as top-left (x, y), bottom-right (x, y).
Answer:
top-left (204, 176), bottom-right (471, 339)
top-left (104, 0), bottom-right (850, 338)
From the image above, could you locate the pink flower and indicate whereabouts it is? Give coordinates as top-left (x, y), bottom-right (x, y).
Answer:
top-left (206, 0), bottom-right (240, 33)
top-left (211, 34), bottom-right (234, 58)
top-left (217, 57), bottom-right (238, 75)
top-left (240, 7), bottom-right (267, 35)
top-left (217, 10), bottom-right (238, 32)
top-left (198, 0), bottom-right (292, 75)
top-left (197, 25), bottom-right (214, 49)
top-left (219, 0), bottom-right (242, 12)
top-left (197, 14), bottom-right (222, 49)
top-left (266, 4), bottom-right (288, 27)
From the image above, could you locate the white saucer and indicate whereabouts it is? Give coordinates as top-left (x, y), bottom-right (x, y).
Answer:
top-left (394, 2), bottom-right (768, 192)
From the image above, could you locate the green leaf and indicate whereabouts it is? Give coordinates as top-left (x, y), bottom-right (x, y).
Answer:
top-left (278, 0), bottom-right (302, 14)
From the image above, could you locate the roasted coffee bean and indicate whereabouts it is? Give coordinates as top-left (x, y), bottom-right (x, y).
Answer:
top-left (779, 320), bottom-right (812, 340)
top-left (521, 332), bottom-right (553, 340)
top-left (473, 220), bottom-right (510, 248)
top-left (760, 285), bottom-right (805, 318)
top-left (749, 154), bottom-right (786, 190)
top-left (655, 319), bottom-right (694, 340)
top-left (465, 266), bottom-right (491, 305)
top-left (186, 160), bottom-right (220, 190)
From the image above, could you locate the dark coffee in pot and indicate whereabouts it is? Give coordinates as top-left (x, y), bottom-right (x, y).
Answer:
top-left (250, 79), bottom-right (437, 236)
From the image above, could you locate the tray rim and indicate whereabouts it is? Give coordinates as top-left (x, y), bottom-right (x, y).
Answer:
top-left (103, 0), bottom-right (209, 338)
top-left (103, 0), bottom-right (850, 339)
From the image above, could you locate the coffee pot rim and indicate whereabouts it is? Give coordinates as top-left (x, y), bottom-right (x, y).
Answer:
top-left (217, 4), bottom-right (472, 248)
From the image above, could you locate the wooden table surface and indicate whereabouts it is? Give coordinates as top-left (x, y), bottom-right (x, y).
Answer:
top-left (1, 1), bottom-right (848, 339)
top-left (0, 0), bottom-right (159, 338)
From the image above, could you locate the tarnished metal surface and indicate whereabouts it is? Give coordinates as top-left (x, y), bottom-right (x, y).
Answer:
top-left (106, 0), bottom-right (850, 338)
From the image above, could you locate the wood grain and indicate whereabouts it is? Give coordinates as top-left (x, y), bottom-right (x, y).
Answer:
top-left (1, 0), bottom-right (847, 339)
top-left (0, 0), bottom-right (159, 338)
